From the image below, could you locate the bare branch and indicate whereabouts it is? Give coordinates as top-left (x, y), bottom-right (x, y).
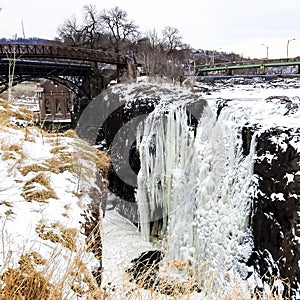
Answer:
top-left (99, 6), bottom-right (140, 53)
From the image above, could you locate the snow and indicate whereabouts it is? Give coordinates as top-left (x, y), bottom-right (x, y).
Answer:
top-left (115, 76), bottom-right (300, 298)
top-left (0, 104), bottom-right (104, 298)
top-left (270, 193), bottom-right (286, 201)
top-left (1, 76), bottom-right (300, 299)
top-left (101, 207), bottom-right (155, 298)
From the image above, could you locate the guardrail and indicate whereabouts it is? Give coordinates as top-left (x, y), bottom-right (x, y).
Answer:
top-left (197, 57), bottom-right (300, 73)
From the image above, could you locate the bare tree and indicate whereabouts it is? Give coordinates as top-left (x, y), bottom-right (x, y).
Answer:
top-left (162, 26), bottom-right (183, 56)
top-left (146, 28), bottom-right (161, 49)
top-left (7, 48), bottom-right (17, 102)
top-left (81, 5), bottom-right (103, 49)
top-left (57, 16), bottom-right (82, 47)
top-left (142, 29), bottom-right (165, 76)
top-left (99, 6), bottom-right (140, 54)
top-left (57, 5), bottom-right (108, 49)
top-left (134, 27), bottom-right (188, 78)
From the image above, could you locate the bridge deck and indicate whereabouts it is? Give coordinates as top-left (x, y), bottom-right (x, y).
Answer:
top-left (0, 43), bottom-right (128, 65)
top-left (197, 58), bottom-right (300, 73)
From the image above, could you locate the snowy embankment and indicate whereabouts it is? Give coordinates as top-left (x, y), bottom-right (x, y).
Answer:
top-left (0, 98), bottom-right (109, 299)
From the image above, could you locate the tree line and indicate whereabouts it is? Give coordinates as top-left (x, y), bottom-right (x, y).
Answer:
top-left (0, 5), bottom-right (246, 79)
top-left (56, 5), bottom-right (192, 79)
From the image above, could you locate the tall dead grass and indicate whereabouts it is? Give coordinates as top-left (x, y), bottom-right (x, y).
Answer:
top-left (0, 98), bottom-right (109, 299)
top-left (21, 172), bottom-right (58, 202)
top-left (0, 100), bottom-right (34, 128)
top-left (0, 224), bottom-right (104, 300)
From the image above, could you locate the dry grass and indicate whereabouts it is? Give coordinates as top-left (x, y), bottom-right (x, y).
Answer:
top-left (0, 224), bottom-right (105, 300)
top-left (36, 220), bottom-right (78, 251)
top-left (19, 163), bottom-right (51, 176)
top-left (47, 152), bottom-right (74, 173)
top-left (0, 252), bottom-right (61, 300)
top-left (95, 148), bottom-right (110, 170)
top-left (68, 257), bottom-right (103, 298)
top-left (21, 172), bottom-right (58, 202)
top-left (0, 101), bottom-right (34, 128)
top-left (61, 129), bottom-right (78, 138)
top-left (1, 144), bottom-right (25, 161)
top-left (19, 152), bottom-right (75, 176)
top-left (0, 200), bottom-right (13, 207)
top-left (0, 267), bottom-right (60, 300)
top-left (1, 143), bottom-right (27, 175)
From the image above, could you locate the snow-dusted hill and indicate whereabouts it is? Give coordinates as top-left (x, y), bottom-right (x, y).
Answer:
top-left (0, 99), bottom-right (109, 299)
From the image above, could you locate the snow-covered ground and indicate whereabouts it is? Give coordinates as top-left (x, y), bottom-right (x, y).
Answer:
top-left (0, 99), bottom-right (108, 298)
top-left (101, 207), bottom-right (156, 299)
top-left (1, 76), bottom-right (299, 299)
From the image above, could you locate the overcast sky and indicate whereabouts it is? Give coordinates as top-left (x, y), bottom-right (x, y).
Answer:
top-left (0, 0), bottom-right (299, 59)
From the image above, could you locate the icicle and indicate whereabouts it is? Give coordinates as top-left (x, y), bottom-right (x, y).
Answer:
top-left (136, 102), bottom-right (197, 241)
top-left (136, 95), bottom-right (257, 295)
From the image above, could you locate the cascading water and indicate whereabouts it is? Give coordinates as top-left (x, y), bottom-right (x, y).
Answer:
top-left (136, 97), bottom-right (259, 295)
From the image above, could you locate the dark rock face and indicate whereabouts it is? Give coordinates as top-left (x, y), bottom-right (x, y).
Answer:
top-left (247, 127), bottom-right (300, 298)
top-left (126, 250), bottom-right (164, 280)
top-left (96, 96), bottom-right (159, 205)
top-left (95, 97), bottom-right (158, 224)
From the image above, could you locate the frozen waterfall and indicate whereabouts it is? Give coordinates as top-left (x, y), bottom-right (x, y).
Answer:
top-left (136, 97), bottom-right (258, 292)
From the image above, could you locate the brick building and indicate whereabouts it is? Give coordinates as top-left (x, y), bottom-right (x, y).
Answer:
top-left (37, 80), bottom-right (73, 128)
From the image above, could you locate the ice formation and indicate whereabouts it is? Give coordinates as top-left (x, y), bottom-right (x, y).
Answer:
top-left (136, 96), bottom-right (257, 293)
top-left (134, 80), bottom-right (300, 298)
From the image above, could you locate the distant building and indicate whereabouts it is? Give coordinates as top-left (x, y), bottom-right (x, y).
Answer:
top-left (36, 80), bottom-right (74, 129)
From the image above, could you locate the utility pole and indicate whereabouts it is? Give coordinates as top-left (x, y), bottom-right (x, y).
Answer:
top-left (21, 19), bottom-right (26, 39)
top-left (287, 38), bottom-right (295, 60)
top-left (262, 44), bottom-right (269, 59)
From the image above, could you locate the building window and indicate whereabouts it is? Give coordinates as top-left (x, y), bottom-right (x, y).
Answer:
top-left (55, 99), bottom-right (62, 114)
top-left (66, 99), bottom-right (72, 112)
top-left (45, 99), bottom-right (51, 114)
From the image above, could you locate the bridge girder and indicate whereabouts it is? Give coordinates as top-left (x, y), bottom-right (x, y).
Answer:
top-left (197, 58), bottom-right (300, 75)
top-left (0, 59), bottom-right (94, 98)
top-left (0, 43), bottom-right (129, 126)
top-left (0, 43), bottom-right (128, 65)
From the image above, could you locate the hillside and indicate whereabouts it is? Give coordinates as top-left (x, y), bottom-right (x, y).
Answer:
top-left (0, 98), bottom-right (109, 299)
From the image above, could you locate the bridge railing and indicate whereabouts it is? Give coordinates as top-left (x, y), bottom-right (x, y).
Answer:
top-left (197, 57), bottom-right (300, 70)
top-left (0, 43), bottom-right (128, 65)
top-left (196, 57), bottom-right (300, 74)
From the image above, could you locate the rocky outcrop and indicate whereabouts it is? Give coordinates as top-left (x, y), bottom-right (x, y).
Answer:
top-left (246, 125), bottom-right (300, 298)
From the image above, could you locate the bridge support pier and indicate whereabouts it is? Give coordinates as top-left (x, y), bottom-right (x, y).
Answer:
top-left (225, 68), bottom-right (233, 76)
top-left (127, 64), bottom-right (137, 80)
top-left (259, 65), bottom-right (266, 75)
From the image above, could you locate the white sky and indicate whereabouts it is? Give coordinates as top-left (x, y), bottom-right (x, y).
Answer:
top-left (0, 0), bottom-right (299, 59)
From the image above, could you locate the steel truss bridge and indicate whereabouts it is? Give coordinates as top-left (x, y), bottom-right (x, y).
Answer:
top-left (0, 43), bottom-right (129, 123)
top-left (0, 43), bottom-right (127, 64)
